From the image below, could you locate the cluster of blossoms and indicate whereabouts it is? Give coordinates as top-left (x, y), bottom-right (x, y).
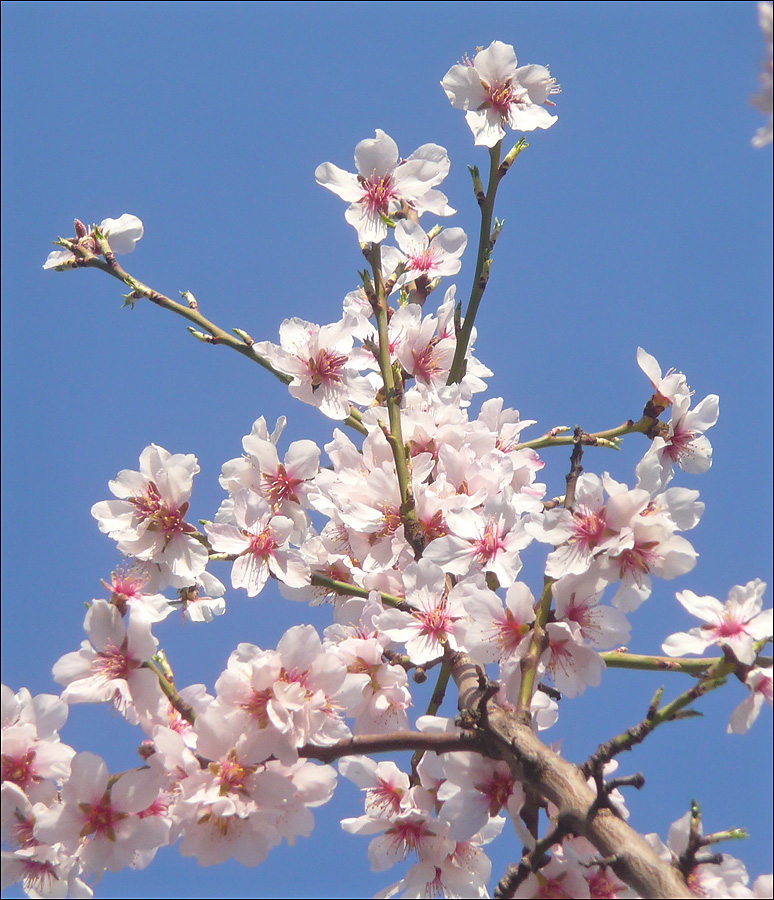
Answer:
top-left (7, 37), bottom-right (771, 900)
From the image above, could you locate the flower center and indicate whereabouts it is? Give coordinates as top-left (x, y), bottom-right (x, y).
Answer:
top-left (262, 464), bottom-right (302, 505)
top-left (406, 245), bottom-right (442, 274)
top-left (247, 528), bottom-right (277, 557)
top-left (480, 769), bottom-right (514, 816)
top-left (308, 350), bottom-right (347, 387)
top-left (412, 340), bottom-right (446, 384)
top-left (571, 507), bottom-right (608, 551)
top-left (94, 643), bottom-right (133, 681)
top-left (416, 601), bottom-right (454, 642)
top-left (211, 750), bottom-right (257, 796)
top-left (486, 80), bottom-right (518, 116)
top-left (496, 609), bottom-right (531, 654)
top-left (361, 173), bottom-right (398, 215)
top-left (367, 778), bottom-right (405, 815)
top-left (474, 518), bottom-right (506, 564)
top-left (1, 749), bottom-right (38, 790)
top-left (130, 482), bottom-right (189, 538)
top-left (79, 790), bottom-right (128, 838)
top-left (664, 426), bottom-right (697, 462)
top-left (616, 542), bottom-right (659, 579)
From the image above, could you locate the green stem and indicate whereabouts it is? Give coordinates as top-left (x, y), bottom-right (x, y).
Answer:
top-left (143, 658), bottom-right (196, 725)
top-left (70, 243), bottom-right (368, 436)
top-left (515, 416), bottom-right (653, 452)
top-left (588, 656), bottom-right (735, 766)
top-left (84, 251), bottom-right (289, 376)
top-left (310, 573), bottom-right (404, 608)
top-left (368, 244), bottom-right (416, 526)
top-left (448, 141), bottom-right (503, 385)
top-left (600, 651), bottom-right (725, 675)
top-left (517, 578), bottom-right (554, 713)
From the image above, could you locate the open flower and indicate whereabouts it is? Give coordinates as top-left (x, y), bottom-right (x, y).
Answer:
top-left (442, 41), bottom-right (558, 147)
top-left (91, 444), bottom-right (208, 588)
top-left (204, 490), bottom-right (309, 597)
top-left (662, 579), bottom-right (772, 665)
top-left (253, 317), bottom-right (374, 420)
top-left (383, 220), bottom-right (467, 287)
top-left (315, 130), bottom-right (454, 243)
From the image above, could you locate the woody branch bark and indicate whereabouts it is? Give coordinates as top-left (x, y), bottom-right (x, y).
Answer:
top-left (446, 646), bottom-right (694, 899)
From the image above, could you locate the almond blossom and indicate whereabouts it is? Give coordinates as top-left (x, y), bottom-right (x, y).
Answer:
top-left (637, 346), bottom-right (689, 410)
top-left (645, 810), bottom-right (760, 899)
top-left (90, 444), bottom-right (208, 588)
top-left (638, 389), bottom-right (720, 491)
top-left (205, 490), bottom-right (309, 597)
top-left (441, 41), bottom-right (559, 147)
top-left (376, 560), bottom-right (468, 666)
top-left (552, 573), bottom-right (631, 649)
top-left (382, 220), bottom-right (467, 287)
top-left (423, 493), bottom-right (533, 585)
top-left (1, 687), bottom-right (75, 806)
top-left (253, 317), bottom-right (374, 420)
top-left (461, 579), bottom-right (536, 665)
top-left (27, 32), bottom-right (774, 900)
top-left (33, 751), bottom-right (168, 876)
top-left (51, 600), bottom-right (162, 725)
top-left (315, 130), bottom-right (454, 243)
top-left (545, 621), bottom-right (605, 698)
top-left (437, 753), bottom-right (524, 843)
top-left (662, 579), bottom-right (772, 665)
top-left (341, 784), bottom-right (453, 873)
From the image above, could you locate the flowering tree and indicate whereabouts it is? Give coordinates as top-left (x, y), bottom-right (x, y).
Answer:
top-left (2, 8), bottom-right (773, 900)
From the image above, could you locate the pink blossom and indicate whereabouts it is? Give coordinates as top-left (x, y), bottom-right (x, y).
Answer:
top-left (52, 600), bottom-right (162, 724)
top-left (91, 444), bottom-right (208, 588)
top-left (376, 560), bottom-right (468, 665)
top-left (254, 317), bottom-right (374, 420)
top-left (461, 579), bottom-right (535, 665)
top-left (637, 347), bottom-right (689, 410)
top-left (205, 490), bottom-right (309, 597)
top-left (545, 621), bottom-right (605, 698)
top-left (315, 130), bottom-right (454, 243)
top-left (442, 41), bottom-right (559, 147)
top-left (423, 494), bottom-right (532, 586)
top-left (387, 220), bottom-right (467, 285)
top-left (662, 579), bottom-right (772, 665)
top-left (34, 751), bottom-right (168, 876)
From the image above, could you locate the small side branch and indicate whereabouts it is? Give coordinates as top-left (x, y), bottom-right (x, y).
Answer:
top-left (298, 730), bottom-right (483, 764)
top-left (585, 656), bottom-right (735, 773)
top-left (564, 426), bottom-right (584, 511)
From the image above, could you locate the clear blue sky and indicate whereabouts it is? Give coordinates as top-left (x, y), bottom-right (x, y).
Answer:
top-left (2, 2), bottom-right (772, 898)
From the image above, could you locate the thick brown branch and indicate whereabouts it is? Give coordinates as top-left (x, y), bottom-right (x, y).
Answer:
top-left (446, 648), bottom-right (693, 899)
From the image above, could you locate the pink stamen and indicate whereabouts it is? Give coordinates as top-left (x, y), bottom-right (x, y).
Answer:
top-left (474, 519), bottom-right (506, 564)
top-left (360, 173), bottom-right (398, 215)
top-left (308, 350), bottom-right (347, 387)
top-left (263, 464), bottom-right (302, 504)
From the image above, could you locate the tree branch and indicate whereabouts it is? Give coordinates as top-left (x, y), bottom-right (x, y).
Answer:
top-left (297, 730), bottom-right (483, 764)
top-left (446, 647), bottom-right (694, 899)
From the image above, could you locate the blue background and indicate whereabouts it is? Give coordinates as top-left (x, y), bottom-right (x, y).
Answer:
top-left (2, 2), bottom-right (772, 897)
